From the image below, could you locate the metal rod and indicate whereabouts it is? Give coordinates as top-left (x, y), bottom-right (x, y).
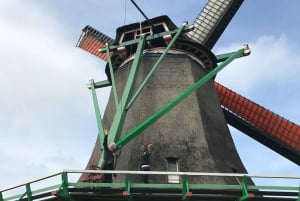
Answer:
top-left (130, 0), bottom-right (155, 28)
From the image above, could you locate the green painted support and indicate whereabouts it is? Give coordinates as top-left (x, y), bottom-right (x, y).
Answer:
top-left (88, 80), bottom-right (111, 89)
top-left (105, 45), bottom-right (119, 108)
top-left (25, 183), bottom-right (33, 201)
top-left (239, 176), bottom-right (251, 201)
top-left (216, 46), bottom-right (249, 63)
top-left (18, 184), bottom-right (32, 201)
top-left (182, 175), bottom-right (192, 200)
top-left (123, 174), bottom-right (133, 201)
top-left (108, 36), bottom-right (146, 143)
top-left (297, 185), bottom-right (300, 201)
top-left (56, 172), bottom-right (73, 200)
top-left (126, 25), bottom-right (187, 110)
top-left (99, 26), bottom-right (193, 53)
top-left (0, 192), bottom-right (2, 201)
top-left (116, 47), bottom-right (247, 148)
top-left (90, 79), bottom-right (105, 150)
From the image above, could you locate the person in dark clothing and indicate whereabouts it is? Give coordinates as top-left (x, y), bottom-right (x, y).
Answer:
top-left (102, 129), bottom-right (116, 183)
top-left (140, 144), bottom-right (153, 183)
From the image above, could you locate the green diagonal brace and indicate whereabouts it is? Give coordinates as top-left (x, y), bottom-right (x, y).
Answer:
top-left (126, 25), bottom-right (186, 110)
top-left (108, 36), bottom-right (146, 143)
top-left (105, 44), bottom-right (119, 109)
top-left (116, 47), bottom-right (247, 148)
top-left (216, 49), bottom-right (249, 63)
top-left (90, 79), bottom-right (105, 150)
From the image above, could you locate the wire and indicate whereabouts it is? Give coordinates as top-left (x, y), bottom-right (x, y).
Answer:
top-left (123, 0), bottom-right (127, 25)
top-left (139, 0), bottom-right (142, 35)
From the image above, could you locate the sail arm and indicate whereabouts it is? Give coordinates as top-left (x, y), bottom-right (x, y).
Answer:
top-left (215, 82), bottom-right (300, 165)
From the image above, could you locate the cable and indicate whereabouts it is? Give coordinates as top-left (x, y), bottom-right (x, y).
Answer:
top-left (123, 0), bottom-right (127, 25)
top-left (139, 0), bottom-right (142, 35)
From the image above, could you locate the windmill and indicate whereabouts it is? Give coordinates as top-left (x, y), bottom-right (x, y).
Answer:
top-left (76, 0), bottom-right (300, 185)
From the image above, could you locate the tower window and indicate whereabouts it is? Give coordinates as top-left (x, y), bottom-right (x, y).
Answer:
top-left (167, 157), bottom-right (179, 183)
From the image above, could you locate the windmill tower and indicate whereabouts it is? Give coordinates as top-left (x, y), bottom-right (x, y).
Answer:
top-left (76, 0), bottom-right (299, 185)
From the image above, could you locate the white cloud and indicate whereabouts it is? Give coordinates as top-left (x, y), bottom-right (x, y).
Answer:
top-left (215, 34), bottom-right (300, 94)
top-left (0, 1), bottom-right (109, 187)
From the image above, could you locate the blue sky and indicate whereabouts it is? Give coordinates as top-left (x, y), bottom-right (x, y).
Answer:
top-left (0, 0), bottom-right (299, 189)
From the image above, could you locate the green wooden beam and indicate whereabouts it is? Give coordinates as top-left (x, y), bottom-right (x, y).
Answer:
top-left (108, 36), bottom-right (146, 143)
top-left (116, 47), bottom-right (247, 148)
top-left (99, 25), bottom-right (193, 53)
top-left (216, 45), bottom-right (250, 63)
top-left (89, 79), bottom-right (105, 150)
top-left (87, 80), bottom-right (111, 89)
top-left (126, 25), bottom-right (186, 110)
top-left (105, 45), bottom-right (119, 109)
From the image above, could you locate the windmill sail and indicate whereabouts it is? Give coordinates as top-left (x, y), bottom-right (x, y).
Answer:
top-left (76, 25), bottom-right (114, 61)
top-left (187, 0), bottom-right (244, 49)
top-left (215, 82), bottom-right (300, 165)
top-left (188, 0), bottom-right (300, 164)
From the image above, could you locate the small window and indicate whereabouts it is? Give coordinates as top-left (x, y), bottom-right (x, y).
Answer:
top-left (121, 31), bottom-right (135, 42)
top-left (135, 26), bottom-right (153, 39)
top-left (167, 157), bottom-right (179, 183)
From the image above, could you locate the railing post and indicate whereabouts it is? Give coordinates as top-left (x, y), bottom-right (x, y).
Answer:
top-left (54, 171), bottom-right (73, 200)
top-left (123, 173), bottom-right (133, 201)
top-left (0, 191), bottom-right (3, 201)
top-left (239, 175), bottom-right (254, 201)
top-left (25, 183), bottom-right (33, 201)
top-left (182, 174), bottom-right (192, 200)
top-left (61, 172), bottom-right (70, 197)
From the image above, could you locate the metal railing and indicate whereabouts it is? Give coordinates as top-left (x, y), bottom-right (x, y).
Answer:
top-left (1, 170), bottom-right (299, 201)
